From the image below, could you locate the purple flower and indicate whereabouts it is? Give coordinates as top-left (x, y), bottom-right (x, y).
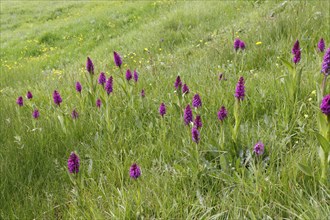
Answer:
top-left (105, 76), bottom-right (113, 95)
top-left (191, 126), bottom-right (200, 144)
top-left (16, 96), bottom-right (23, 106)
top-left (71, 109), bottom-right (79, 119)
top-left (253, 141), bottom-right (265, 156)
top-left (318, 38), bottom-right (325, 52)
top-left (32, 109), bottom-right (39, 119)
top-left (219, 73), bottom-right (226, 81)
top-left (320, 94), bottom-right (330, 116)
top-left (291, 40), bottom-right (301, 64)
top-left (174, 76), bottom-right (182, 90)
top-left (75, 81), bottom-right (82, 93)
top-left (98, 72), bottom-right (106, 86)
top-left (184, 104), bottom-right (193, 125)
top-left (26, 91), bottom-right (33, 100)
top-left (86, 57), bottom-right (94, 74)
top-left (68, 152), bottom-right (80, 174)
top-left (129, 163), bottom-right (141, 179)
top-left (133, 69), bottom-right (138, 82)
top-left (292, 40), bottom-right (300, 55)
top-left (235, 76), bottom-right (245, 101)
top-left (126, 69), bottom-right (132, 81)
top-left (53, 90), bottom-right (62, 106)
top-left (239, 41), bottom-right (246, 50)
top-left (159, 103), bottom-right (166, 117)
top-left (293, 50), bottom-right (301, 64)
top-left (321, 47), bottom-right (330, 75)
top-left (141, 89), bottom-right (145, 98)
top-left (217, 106), bottom-right (228, 121)
top-left (234, 38), bottom-right (241, 51)
top-left (194, 115), bottom-right (202, 129)
top-left (113, 51), bottom-right (122, 68)
top-left (96, 98), bottom-right (102, 108)
top-left (182, 84), bottom-right (189, 94)
top-left (192, 94), bottom-right (202, 108)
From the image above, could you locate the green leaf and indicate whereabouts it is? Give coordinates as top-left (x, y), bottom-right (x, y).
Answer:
top-left (316, 84), bottom-right (322, 104)
top-left (295, 67), bottom-right (303, 99)
top-left (117, 79), bottom-right (128, 97)
top-left (235, 158), bottom-right (241, 171)
top-left (173, 102), bottom-right (181, 115)
top-left (128, 85), bottom-right (133, 94)
top-left (318, 147), bottom-right (325, 165)
top-left (298, 163), bottom-right (313, 176)
top-left (88, 90), bottom-right (95, 106)
top-left (57, 115), bottom-right (67, 134)
top-left (315, 132), bottom-right (330, 153)
top-left (318, 113), bottom-right (328, 137)
top-left (280, 57), bottom-right (294, 74)
top-left (100, 96), bottom-right (106, 108)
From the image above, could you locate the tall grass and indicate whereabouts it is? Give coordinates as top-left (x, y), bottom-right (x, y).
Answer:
top-left (0, 1), bottom-right (329, 219)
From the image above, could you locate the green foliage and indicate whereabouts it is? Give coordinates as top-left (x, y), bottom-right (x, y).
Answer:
top-left (1, 1), bottom-right (330, 219)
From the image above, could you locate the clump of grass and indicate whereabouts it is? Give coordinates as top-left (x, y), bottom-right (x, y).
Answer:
top-left (0, 1), bottom-right (330, 219)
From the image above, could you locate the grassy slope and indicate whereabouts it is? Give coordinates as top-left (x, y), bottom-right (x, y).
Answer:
top-left (0, 1), bottom-right (329, 219)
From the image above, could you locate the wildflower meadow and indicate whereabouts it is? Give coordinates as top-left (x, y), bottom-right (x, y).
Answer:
top-left (0, 1), bottom-right (329, 219)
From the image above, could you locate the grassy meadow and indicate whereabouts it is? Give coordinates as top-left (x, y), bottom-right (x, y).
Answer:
top-left (1, 0), bottom-right (330, 219)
